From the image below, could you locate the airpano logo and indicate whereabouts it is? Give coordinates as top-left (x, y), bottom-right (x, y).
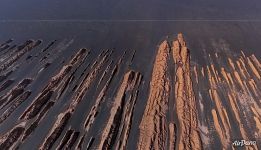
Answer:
top-left (232, 140), bottom-right (256, 147)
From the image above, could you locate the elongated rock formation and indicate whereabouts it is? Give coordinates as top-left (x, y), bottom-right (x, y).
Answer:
top-left (98, 70), bottom-right (142, 150)
top-left (172, 33), bottom-right (202, 149)
top-left (0, 35), bottom-right (260, 149)
top-left (20, 48), bottom-right (89, 120)
top-left (192, 47), bottom-right (261, 149)
top-left (138, 40), bottom-right (170, 150)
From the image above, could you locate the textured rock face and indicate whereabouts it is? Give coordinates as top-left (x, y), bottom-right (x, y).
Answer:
top-left (192, 50), bottom-right (261, 150)
top-left (172, 33), bottom-right (202, 150)
top-left (0, 34), bottom-right (260, 149)
top-left (98, 70), bottom-right (142, 150)
top-left (137, 34), bottom-right (203, 150)
top-left (138, 40), bottom-right (170, 150)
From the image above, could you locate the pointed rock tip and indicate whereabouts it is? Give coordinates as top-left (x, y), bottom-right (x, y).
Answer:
top-left (178, 33), bottom-right (183, 36)
top-left (177, 33), bottom-right (184, 39)
top-left (159, 40), bottom-right (169, 49)
top-left (177, 33), bottom-right (186, 47)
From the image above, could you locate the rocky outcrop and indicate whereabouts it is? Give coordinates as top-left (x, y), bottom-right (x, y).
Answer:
top-left (39, 109), bottom-right (73, 150)
top-left (0, 36), bottom-right (260, 150)
top-left (172, 33), bottom-right (202, 150)
top-left (138, 40), bottom-right (170, 150)
top-left (98, 70), bottom-right (142, 150)
top-left (192, 45), bottom-right (261, 149)
top-left (0, 40), bottom-right (41, 73)
top-left (20, 48), bottom-right (89, 120)
top-left (0, 122), bottom-right (26, 149)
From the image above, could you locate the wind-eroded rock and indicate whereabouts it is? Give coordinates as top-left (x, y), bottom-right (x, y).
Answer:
top-left (138, 40), bottom-right (170, 150)
top-left (0, 122), bottom-right (26, 149)
top-left (20, 48), bottom-right (89, 120)
top-left (173, 33), bottom-right (202, 150)
top-left (0, 40), bottom-right (41, 73)
top-left (98, 70), bottom-right (142, 150)
top-left (0, 35), bottom-right (260, 150)
top-left (193, 45), bottom-right (261, 149)
top-left (39, 110), bottom-right (72, 150)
